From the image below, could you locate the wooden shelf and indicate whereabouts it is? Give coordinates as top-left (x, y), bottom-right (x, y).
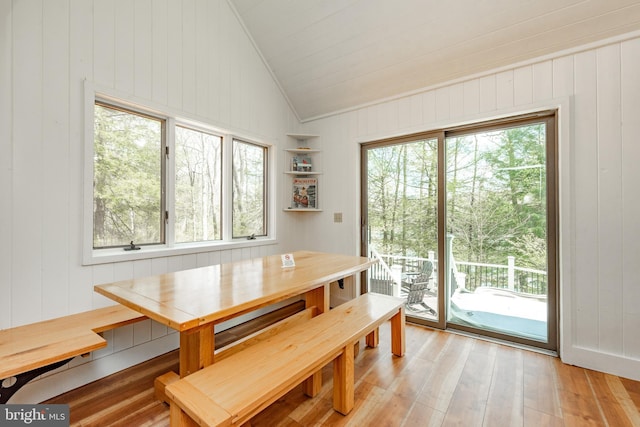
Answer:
top-left (284, 148), bottom-right (321, 153)
top-left (285, 133), bottom-right (321, 211)
top-left (283, 208), bottom-right (323, 212)
top-left (286, 133), bottom-right (319, 140)
top-left (284, 171), bottom-right (321, 175)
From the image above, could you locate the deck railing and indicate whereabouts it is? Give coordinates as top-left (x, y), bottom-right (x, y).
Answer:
top-left (370, 251), bottom-right (547, 296)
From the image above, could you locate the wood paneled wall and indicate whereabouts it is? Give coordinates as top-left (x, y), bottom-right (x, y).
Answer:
top-left (2, 0), bottom-right (640, 403)
top-left (302, 35), bottom-right (640, 381)
top-left (1, 0), bottom-right (299, 402)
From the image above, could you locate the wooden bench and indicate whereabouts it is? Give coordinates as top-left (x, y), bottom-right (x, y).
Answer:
top-left (0, 305), bottom-right (147, 403)
top-left (165, 293), bottom-right (405, 427)
top-left (154, 304), bottom-right (318, 403)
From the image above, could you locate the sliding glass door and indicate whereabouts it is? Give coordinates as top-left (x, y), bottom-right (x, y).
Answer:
top-left (361, 132), bottom-right (445, 329)
top-left (361, 112), bottom-right (557, 350)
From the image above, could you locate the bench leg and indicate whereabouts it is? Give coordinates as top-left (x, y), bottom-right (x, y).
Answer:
top-left (333, 343), bottom-right (355, 415)
top-left (365, 327), bottom-right (379, 348)
top-left (390, 307), bottom-right (406, 357)
top-left (170, 401), bottom-right (200, 427)
top-left (304, 370), bottom-right (323, 397)
top-left (155, 371), bottom-right (180, 403)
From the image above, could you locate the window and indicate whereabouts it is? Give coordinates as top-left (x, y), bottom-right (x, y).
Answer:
top-left (93, 102), bottom-right (165, 248)
top-left (232, 139), bottom-right (267, 238)
top-left (175, 126), bottom-right (222, 243)
top-left (88, 94), bottom-right (270, 260)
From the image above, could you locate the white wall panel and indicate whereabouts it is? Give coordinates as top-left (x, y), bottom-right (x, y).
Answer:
top-left (435, 86), bottom-right (450, 122)
top-left (463, 80), bottom-right (480, 117)
top-left (151, 0), bottom-right (168, 105)
top-left (42, 0), bottom-right (70, 319)
top-left (114, 0), bottom-right (134, 94)
top-left (68, 0), bottom-right (94, 314)
top-left (621, 38), bottom-right (640, 359)
top-left (479, 74), bottom-right (496, 113)
top-left (375, 101), bottom-right (399, 132)
top-left (552, 56), bottom-right (574, 98)
top-left (218, 1), bottom-right (231, 126)
top-left (533, 61), bottom-right (553, 102)
top-left (398, 96), bottom-right (413, 130)
top-left (0, 0), bottom-right (12, 329)
top-left (514, 66), bottom-right (533, 106)
top-left (596, 44), bottom-right (624, 355)
top-left (422, 90), bottom-right (435, 125)
top-left (195, 0), bottom-right (210, 120)
top-left (496, 70), bottom-right (514, 110)
top-left (208, 0), bottom-right (221, 122)
top-left (167, 0), bottom-right (183, 110)
top-left (572, 50), bottom-right (599, 349)
top-left (12, 0), bottom-right (43, 326)
top-left (181, 0), bottom-right (196, 115)
top-left (228, 16), bottom-right (242, 129)
top-left (134, 0), bottom-right (153, 100)
top-left (449, 83), bottom-right (464, 120)
top-left (93, 0), bottom-right (115, 88)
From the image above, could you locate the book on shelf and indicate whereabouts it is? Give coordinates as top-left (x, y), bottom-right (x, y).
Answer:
top-left (291, 177), bottom-right (317, 209)
top-left (291, 155), bottom-right (312, 172)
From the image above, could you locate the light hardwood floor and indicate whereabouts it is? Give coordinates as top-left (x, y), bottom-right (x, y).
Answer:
top-left (45, 323), bottom-right (640, 426)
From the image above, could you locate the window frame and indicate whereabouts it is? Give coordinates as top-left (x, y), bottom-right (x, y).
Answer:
top-left (92, 100), bottom-right (168, 249)
top-left (231, 138), bottom-right (269, 239)
top-left (83, 83), bottom-right (276, 265)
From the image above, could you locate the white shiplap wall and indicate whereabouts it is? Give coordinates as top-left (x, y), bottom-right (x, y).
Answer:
top-left (302, 35), bottom-right (640, 381)
top-left (0, 0), bottom-right (300, 402)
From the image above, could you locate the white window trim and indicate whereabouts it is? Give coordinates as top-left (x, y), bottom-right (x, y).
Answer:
top-left (82, 81), bottom-right (277, 265)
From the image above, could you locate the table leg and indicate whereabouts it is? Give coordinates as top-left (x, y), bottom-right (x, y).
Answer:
top-left (179, 323), bottom-right (215, 377)
top-left (305, 283), bottom-right (329, 314)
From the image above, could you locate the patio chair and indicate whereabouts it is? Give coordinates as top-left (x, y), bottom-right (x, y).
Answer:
top-left (402, 260), bottom-right (434, 291)
top-left (405, 261), bottom-right (435, 314)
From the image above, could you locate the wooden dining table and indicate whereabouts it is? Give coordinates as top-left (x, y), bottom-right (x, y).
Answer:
top-left (94, 250), bottom-right (377, 379)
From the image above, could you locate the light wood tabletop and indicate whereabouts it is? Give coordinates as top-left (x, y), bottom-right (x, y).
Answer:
top-left (94, 250), bottom-right (376, 377)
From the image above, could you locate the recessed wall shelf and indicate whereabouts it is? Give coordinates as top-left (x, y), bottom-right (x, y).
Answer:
top-left (284, 134), bottom-right (322, 212)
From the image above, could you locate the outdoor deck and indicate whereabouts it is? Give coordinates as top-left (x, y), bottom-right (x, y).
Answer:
top-left (369, 252), bottom-right (549, 342)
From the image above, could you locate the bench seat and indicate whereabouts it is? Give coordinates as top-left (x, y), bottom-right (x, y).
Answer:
top-left (166, 293), bottom-right (405, 427)
top-left (0, 305), bottom-right (147, 403)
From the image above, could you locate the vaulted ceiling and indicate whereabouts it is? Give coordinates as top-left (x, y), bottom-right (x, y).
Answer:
top-left (229, 0), bottom-right (640, 121)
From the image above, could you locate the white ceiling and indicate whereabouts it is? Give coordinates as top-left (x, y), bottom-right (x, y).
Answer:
top-left (229, 0), bottom-right (640, 121)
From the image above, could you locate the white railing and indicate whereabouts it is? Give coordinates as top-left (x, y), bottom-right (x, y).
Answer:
top-left (369, 251), bottom-right (547, 296)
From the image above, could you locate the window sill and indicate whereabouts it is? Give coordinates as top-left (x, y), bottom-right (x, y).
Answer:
top-left (83, 237), bottom-right (278, 266)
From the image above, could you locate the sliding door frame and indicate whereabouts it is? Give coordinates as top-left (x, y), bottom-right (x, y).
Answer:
top-left (360, 130), bottom-right (446, 330)
top-left (360, 110), bottom-right (558, 351)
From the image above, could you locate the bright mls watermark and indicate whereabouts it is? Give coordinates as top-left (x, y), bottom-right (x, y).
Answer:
top-left (1, 405), bottom-right (69, 426)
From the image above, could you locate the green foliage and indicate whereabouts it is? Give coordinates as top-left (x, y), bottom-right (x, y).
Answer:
top-left (367, 122), bottom-right (549, 273)
top-left (367, 139), bottom-right (438, 258)
top-left (93, 104), bottom-right (162, 248)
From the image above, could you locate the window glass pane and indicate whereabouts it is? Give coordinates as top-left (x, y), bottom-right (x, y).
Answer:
top-left (93, 103), bottom-right (163, 248)
top-left (175, 126), bottom-right (222, 243)
top-left (232, 139), bottom-right (266, 238)
top-left (446, 122), bottom-right (549, 342)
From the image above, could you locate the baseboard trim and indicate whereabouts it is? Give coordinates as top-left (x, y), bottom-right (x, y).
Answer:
top-left (562, 345), bottom-right (640, 382)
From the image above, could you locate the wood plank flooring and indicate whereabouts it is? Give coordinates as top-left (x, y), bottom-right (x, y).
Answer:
top-left (44, 323), bottom-right (640, 426)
